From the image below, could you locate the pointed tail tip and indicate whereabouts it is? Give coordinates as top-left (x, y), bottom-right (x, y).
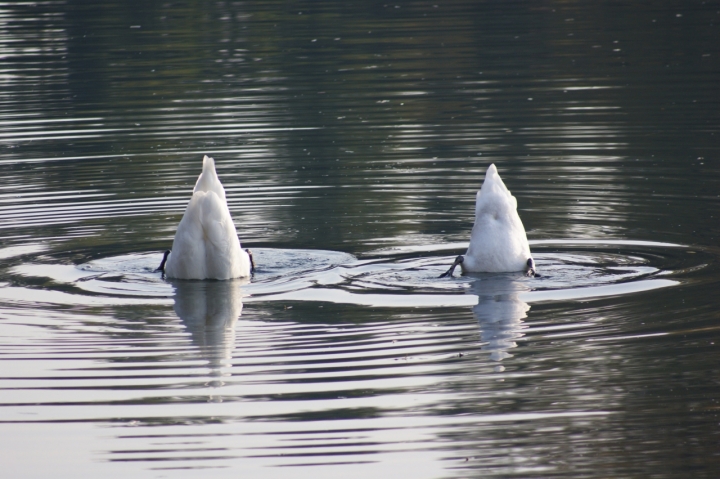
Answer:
top-left (202, 155), bottom-right (215, 170)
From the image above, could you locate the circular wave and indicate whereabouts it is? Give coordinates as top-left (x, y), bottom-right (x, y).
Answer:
top-left (2, 240), bottom-right (703, 309)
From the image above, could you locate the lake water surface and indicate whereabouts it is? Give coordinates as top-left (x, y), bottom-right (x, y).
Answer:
top-left (2, 1), bottom-right (720, 477)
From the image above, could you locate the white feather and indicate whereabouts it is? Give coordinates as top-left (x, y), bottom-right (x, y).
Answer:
top-left (462, 164), bottom-right (533, 273)
top-left (164, 155), bottom-right (252, 280)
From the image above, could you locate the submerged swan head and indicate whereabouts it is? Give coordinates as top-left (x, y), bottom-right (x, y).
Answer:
top-left (158, 155), bottom-right (254, 280)
top-left (440, 164), bottom-right (536, 278)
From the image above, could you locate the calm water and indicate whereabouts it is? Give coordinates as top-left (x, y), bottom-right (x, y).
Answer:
top-left (2, 1), bottom-right (720, 477)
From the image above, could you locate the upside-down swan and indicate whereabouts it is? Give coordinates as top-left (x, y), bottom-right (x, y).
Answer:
top-left (157, 155), bottom-right (254, 280)
top-left (440, 163), bottom-right (537, 278)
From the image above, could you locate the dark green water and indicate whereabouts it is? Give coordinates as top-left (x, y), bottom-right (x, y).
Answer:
top-left (1, 1), bottom-right (719, 477)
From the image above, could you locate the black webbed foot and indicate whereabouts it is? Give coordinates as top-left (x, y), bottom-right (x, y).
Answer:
top-left (246, 249), bottom-right (256, 275)
top-left (439, 255), bottom-right (464, 278)
top-left (524, 258), bottom-right (539, 277)
top-left (156, 250), bottom-right (170, 278)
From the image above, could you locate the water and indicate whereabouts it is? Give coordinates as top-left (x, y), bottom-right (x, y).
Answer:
top-left (2, 1), bottom-right (720, 477)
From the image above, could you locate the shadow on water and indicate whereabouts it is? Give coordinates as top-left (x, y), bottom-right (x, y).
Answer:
top-left (468, 273), bottom-right (530, 368)
top-left (170, 278), bottom-right (246, 372)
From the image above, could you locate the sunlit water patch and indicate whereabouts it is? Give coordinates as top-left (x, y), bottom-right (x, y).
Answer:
top-left (1, 240), bottom-right (693, 380)
top-left (0, 239), bottom-right (706, 475)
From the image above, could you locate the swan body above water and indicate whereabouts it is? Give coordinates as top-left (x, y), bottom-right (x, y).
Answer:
top-left (441, 163), bottom-right (536, 277)
top-left (159, 155), bottom-right (254, 280)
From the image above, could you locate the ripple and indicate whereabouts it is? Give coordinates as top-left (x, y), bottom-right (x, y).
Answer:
top-left (5, 249), bottom-right (357, 305)
top-left (2, 240), bottom-right (691, 311)
top-left (244, 240), bottom-right (685, 308)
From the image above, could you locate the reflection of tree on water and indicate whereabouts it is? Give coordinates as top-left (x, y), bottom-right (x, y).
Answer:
top-left (171, 279), bottom-right (247, 374)
top-left (469, 274), bottom-right (530, 370)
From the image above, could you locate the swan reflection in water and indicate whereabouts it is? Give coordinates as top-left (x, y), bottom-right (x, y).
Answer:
top-left (171, 278), bottom-right (247, 375)
top-left (468, 273), bottom-right (531, 371)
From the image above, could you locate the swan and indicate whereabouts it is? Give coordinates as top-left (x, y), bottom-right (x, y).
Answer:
top-left (157, 155), bottom-right (255, 280)
top-left (440, 163), bottom-right (537, 278)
